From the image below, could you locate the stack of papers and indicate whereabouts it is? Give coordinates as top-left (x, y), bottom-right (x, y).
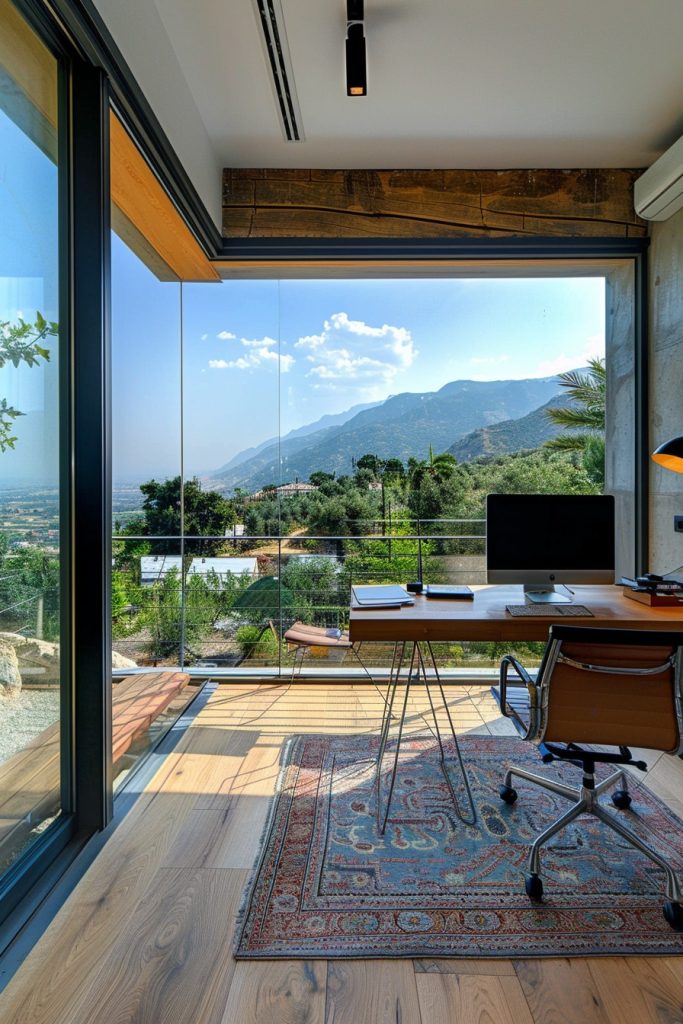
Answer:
top-left (352, 585), bottom-right (415, 608)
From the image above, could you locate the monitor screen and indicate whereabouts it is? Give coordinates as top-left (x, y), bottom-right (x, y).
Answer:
top-left (486, 493), bottom-right (615, 586)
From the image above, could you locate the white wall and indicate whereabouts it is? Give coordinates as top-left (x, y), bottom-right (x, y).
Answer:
top-left (649, 208), bottom-right (683, 574)
top-left (94, 0), bottom-right (222, 231)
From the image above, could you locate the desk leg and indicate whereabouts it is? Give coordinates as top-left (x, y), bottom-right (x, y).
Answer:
top-left (376, 641), bottom-right (405, 766)
top-left (375, 641), bottom-right (477, 834)
top-left (376, 642), bottom-right (414, 835)
top-left (423, 641), bottom-right (477, 827)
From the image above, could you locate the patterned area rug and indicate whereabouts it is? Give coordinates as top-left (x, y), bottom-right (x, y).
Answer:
top-left (234, 733), bottom-right (683, 957)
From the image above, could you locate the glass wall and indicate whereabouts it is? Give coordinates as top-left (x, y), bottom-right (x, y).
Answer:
top-left (112, 268), bottom-right (618, 678)
top-left (0, 0), bottom-right (62, 875)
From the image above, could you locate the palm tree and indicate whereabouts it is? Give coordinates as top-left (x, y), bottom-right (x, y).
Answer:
top-left (544, 357), bottom-right (605, 484)
top-left (430, 451), bottom-right (458, 483)
top-left (408, 446), bottom-right (458, 488)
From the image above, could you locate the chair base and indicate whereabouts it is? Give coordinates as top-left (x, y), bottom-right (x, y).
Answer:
top-left (501, 762), bottom-right (683, 916)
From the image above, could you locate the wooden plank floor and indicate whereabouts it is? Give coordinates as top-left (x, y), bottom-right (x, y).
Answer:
top-left (3, 681), bottom-right (683, 1024)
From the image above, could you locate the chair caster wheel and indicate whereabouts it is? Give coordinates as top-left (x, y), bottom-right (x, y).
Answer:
top-left (611, 789), bottom-right (632, 810)
top-left (663, 902), bottom-right (683, 931)
top-left (525, 873), bottom-right (544, 901)
top-left (499, 785), bottom-right (518, 804)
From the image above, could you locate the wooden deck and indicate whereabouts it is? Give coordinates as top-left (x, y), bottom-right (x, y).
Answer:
top-left (0, 671), bottom-right (190, 856)
top-left (3, 681), bottom-right (683, 1023)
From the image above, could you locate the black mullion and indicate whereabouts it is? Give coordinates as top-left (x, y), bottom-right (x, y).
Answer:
top-left (216, 236), bottom-right (649, 261)
top-left (58, 33), bottom-right (73, 819)
top-left (71, 61), bottom-right (112, 832)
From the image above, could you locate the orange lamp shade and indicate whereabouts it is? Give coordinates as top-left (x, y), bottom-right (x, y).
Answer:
top-left (652, 435), bottom-right (683, 473)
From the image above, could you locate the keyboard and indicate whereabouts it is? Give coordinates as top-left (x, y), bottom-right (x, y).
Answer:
top-left (505, 604), bottom-right (594, 617)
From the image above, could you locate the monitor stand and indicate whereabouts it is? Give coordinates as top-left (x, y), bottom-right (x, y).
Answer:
top-left (524, 584), bottom-right (572, 605)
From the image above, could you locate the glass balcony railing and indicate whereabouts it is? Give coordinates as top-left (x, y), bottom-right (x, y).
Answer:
top-left (111, 519), bottom-right (545, 678)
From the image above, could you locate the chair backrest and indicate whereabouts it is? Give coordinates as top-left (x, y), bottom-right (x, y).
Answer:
top-left (535, 625), bottom-right (683, 752)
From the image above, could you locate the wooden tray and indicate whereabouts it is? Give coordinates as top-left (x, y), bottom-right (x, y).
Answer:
top-left (622, 587), bottom-right (683, 606)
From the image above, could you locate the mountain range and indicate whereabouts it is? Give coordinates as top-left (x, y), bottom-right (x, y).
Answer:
top-left (446, 393), bottom-right (571, 462)
top-left (206, 374), bottom-right (572, 494)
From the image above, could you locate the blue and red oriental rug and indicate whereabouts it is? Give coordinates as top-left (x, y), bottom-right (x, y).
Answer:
top-left (234, 733), bottom-right (683, 957)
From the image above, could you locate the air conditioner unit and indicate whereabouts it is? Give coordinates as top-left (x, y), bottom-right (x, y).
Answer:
top-left (634, 135), bottom-right (683, 221)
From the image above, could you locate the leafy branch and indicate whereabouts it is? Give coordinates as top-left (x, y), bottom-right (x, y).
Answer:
top-left (0, 313), bottom-right (57, 451)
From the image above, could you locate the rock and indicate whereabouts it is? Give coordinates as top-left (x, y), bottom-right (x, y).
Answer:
top-left (0, 639), bottom-right (21, 696)
top-left (112, 650), bottom-right (137, 670)
top-left (0, 633), bottom-right (137, 683)
top-left (0, 632), bottom-right (61, 683)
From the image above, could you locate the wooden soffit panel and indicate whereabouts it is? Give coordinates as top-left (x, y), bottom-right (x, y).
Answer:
top-left (111, 111), bottom-right (218, 281)
top-left (222, 168), bottom-right (647, 240)
top-left (0, 0), bottom-right (57, 160)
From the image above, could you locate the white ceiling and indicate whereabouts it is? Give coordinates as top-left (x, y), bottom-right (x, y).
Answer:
top-left (151, 0), bottom-right (683, 170)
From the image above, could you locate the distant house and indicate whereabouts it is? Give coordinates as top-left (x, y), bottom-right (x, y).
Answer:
top-left (187, 557), bottom-right (257, 582)
top-left (140, 555), bottom-right (183, 585)
top-left (250, 482), bottom-right (318, 501)
top-left (224, 523), bottom-right (245, 538)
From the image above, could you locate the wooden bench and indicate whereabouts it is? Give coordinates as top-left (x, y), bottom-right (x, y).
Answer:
top-left (0, 671), bottom-right (190, 855)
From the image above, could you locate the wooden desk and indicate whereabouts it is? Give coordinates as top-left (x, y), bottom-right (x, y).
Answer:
top-left (349, 585), bottom-right (683, 643)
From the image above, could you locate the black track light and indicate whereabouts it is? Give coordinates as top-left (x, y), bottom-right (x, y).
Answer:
top-left (346, 0), bottom-right (367, 97)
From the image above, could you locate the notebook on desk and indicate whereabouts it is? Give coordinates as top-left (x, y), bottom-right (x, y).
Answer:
top-left (352, 585), bottom-right (415, 608)
top-left (424, 584), bottom-right (473, 599)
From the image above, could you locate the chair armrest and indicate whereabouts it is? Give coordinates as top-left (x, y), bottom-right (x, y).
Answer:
top-left (499, 655), bottom-right (539, 739)
top-left (499, 655), bottom-right (533, 710)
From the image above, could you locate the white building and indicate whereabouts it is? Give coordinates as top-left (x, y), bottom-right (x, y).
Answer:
top-left (187, 557), bottom-right (257, 582)
top-left (225, 523), bottom-right (245, 538)
top-left (140, 555), bottom-right (183, 585)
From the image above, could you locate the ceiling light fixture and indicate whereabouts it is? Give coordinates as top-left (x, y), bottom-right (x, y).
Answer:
top-left (346, 0), bottom-right (367, 97)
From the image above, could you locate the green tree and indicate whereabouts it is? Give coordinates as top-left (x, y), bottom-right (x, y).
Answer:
top-left (544, 357), bottom-right (606, 485)
top-left (355, 453), bottom-right (384, 477)
top-left (0, 313), bottom-right (57, 451)
top-left (309, 470), bottom-right (335, 486)
top-left (143, 569), bottom-right (181, 663)
top-left (139, 477), bottom-right (236, 554)
top-left (0, 542), bottom-right (60, 641)
top-left (280, 556), bottom-right (341, 625)
top-left (407, 448), bottom-right (461, 522)
top-left (382, 458), bottom-right (405, 481)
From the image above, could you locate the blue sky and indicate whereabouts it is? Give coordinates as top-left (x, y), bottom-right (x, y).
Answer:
top-left (0, 78), bottom-right (606, 491)
top-left (0, 107), bottom-right (59, 487)
top-left (113, 235), bottom-right (605, 482)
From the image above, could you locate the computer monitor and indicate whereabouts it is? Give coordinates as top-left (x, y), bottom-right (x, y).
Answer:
top-left (486, 493), bottom-right (615, 603)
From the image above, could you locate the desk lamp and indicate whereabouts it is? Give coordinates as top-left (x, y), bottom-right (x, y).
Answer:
top-left (650, 435), bottom-right (683, 584)
top-left (652, 435), bottom-right (683, 474)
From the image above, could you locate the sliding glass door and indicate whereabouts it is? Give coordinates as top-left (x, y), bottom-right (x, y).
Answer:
top-left (0, 0), bottom-right (64, 883)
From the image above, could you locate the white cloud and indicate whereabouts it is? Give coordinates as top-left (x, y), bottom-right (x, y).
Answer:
top-left (241, 335), bottom-right (278, 348)
top-left (294, 310), bottom-right (417, 390)
top-left (200, 333), bottom-right (208, 341)
top-left (208, 349), bottom-right (293, 373)
top-left (535, 336), bottom-right (604, 378)
top-left (217, 330), bottom-right (237, 340)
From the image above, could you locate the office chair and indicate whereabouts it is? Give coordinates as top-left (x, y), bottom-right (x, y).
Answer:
top-left (496, 624), bottom-right (683, 929)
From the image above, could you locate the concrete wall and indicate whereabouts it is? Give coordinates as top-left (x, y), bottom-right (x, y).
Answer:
top-left (604, 263), bottom-right (637, 579)
top-left (93, 0), bottom-right (222, 231)
top-left (649, 210), bottom-right (683, 574)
